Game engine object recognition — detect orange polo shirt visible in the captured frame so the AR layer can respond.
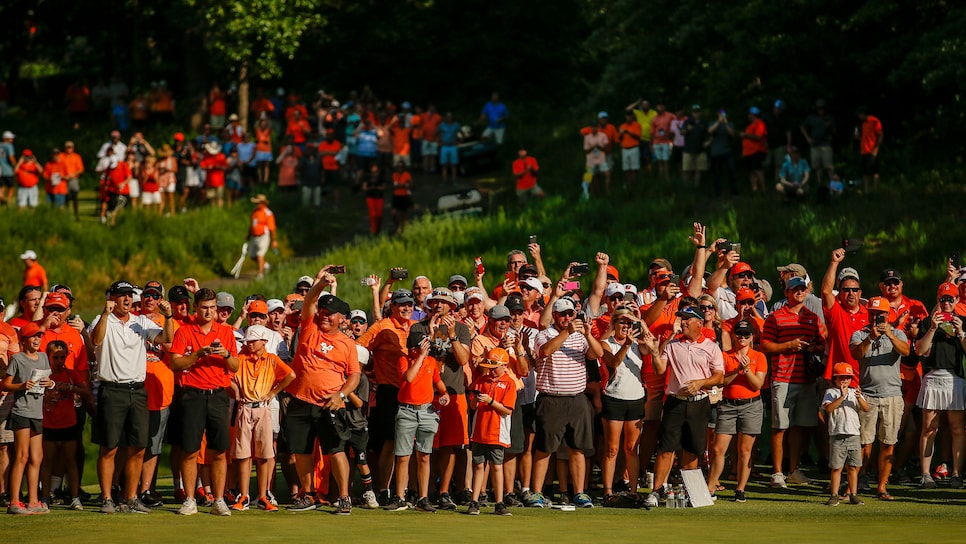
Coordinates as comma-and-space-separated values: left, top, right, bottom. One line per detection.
397, 354, 441, 405
170, 320, 239, 389
287, 319, 359, 404
356, 315, 412, 387
235, 349, 293, 402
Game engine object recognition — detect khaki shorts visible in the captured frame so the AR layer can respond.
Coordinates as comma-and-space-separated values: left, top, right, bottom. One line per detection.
682, 152, 708, 172
248, 232, 271, 258
205, 185, 225, 201
771, 381, 818, 430
810, 145, 833, 170
233, 403, 276, 459
858, 395, 903, 445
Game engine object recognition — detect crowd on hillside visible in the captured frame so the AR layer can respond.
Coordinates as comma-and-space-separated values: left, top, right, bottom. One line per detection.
3, 222, 965, 517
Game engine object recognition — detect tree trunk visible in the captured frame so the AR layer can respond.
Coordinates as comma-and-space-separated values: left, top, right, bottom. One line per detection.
238, 62, 250, 133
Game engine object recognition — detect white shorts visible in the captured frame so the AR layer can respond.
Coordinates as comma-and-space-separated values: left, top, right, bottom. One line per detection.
621, 147, 640, 171
249, 232, 271, 258
422, 140, 439, 156
128, 179, 140, 198
162, 182, 176, 193
917, 370, 966, 411
392, 153, 411, 167
141, 191, 162, 205
482, 127, 505, 144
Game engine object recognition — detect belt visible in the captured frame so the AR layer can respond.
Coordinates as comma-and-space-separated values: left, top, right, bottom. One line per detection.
399, 402, 432, 410
673, 392, 709, 402
722, 397, 760, 406
244, 401, 267, 408
101, 381, 145, 390
184, 386, 223, 396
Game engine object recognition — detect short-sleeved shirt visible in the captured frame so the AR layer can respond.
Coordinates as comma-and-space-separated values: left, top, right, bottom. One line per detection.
249, 205, 276, 237
44, 366, 82, 429
651, 112, 676, 145
619, 121, 642, 148
761, 305, 824, 384
860, 115, 882, 155
7, 352, 50, 419
533, 327, 590, 396
722, 348, 767, 399
512, 156, 539, 190
318, 140, 342, 171
917, 316, 966, 378
801, 113, 836, 147
200, 153, 227, 187
682, 118, 710, 153
632, 108, 658, 141
741, 119, 768, 157
40, 325, 88, 374
709, 121, 735, 157
850, 327, 905, 397
481, 102, 508, 128
91, 312, 162, 383
411, 320, 472, 395
397, 354, 440, 405
823, 301, 868, 382
822, 388, 860, 436
24, 262, 47, 288
356, 315, 411, 387
470, 372, 517, 447
438, 122, 461, 146
584, 132, 609, 166
780, 158, 810, 184
170, 321, 238, 389
661, 336, 724, 396
234, 349, 293, 402
287, 319, 360, 404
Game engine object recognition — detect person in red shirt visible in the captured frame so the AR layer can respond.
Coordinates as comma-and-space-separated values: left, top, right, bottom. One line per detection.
284, 110, 311, 151
208, 83, 227, 129
318, 130, 342, 207
58, 141, 85, 219
512, 145, 544, 205
41, 147, 68, 208
740, 107, 768, 193
420, 104, 442, 174
200, 142, 227, 207
650, 102, 677, 181
856, 108, 883, 193
170, 288, 240, 516
20, 250, 48, 292
821, 250, 868, 384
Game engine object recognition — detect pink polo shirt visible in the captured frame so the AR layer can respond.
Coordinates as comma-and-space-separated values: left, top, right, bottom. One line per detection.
661, 336, 724, 396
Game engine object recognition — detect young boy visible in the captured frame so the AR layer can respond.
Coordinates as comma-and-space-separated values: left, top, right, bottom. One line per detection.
41, 340, 91, 510
344, 350, 378, 508
230, 325, 295, 512
467, 348, 517, 516
384, 332, 450, 512
2, 322, 54, 515
822, 362, 870, 506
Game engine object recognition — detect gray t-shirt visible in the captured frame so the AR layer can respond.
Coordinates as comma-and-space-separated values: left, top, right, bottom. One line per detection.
6, 352, 51, 419
345, 372, 370, 432
850, 327, 906, 398
411, 320, 473, 395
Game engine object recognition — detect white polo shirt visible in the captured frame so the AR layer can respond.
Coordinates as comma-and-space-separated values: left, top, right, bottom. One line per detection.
90, 312, 162, 383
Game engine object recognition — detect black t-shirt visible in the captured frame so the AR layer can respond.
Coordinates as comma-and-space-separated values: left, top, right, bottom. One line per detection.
411, 319, 473, 395
762, 111, 791, 149
917, 316, 966, 378
801, 113, 836, 147
363, 174, 384, 199
300, 156, 323, 187
682, 118, 710, 153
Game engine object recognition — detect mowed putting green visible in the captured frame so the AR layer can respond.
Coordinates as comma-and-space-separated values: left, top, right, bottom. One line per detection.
5, 477, 966, 543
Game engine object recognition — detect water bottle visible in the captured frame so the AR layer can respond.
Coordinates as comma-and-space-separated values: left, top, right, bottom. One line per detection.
678, 487, 688, 508
665, 487, 675, 508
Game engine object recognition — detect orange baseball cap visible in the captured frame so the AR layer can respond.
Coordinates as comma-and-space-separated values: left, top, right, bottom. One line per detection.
248, 300, 269, 314
730, 262, 755, 276
606, 265, 620, 282
480, 347, 510, 368
284, 293, 304, 304
19, 322, 43, 339
832, 362, 854, 378
937, 282, 958, 300
44, 292, 71, 309
736, 287, 756, 302
867, 296, 890, 313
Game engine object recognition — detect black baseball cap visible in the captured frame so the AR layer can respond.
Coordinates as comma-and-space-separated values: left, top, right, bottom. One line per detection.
143, 280, 165, 297
880, 269, 902, 282
168, 285, 191, 303
317, 294, 350, 316
108, 281, 137, 297
734, 320, 754, 335
407, 331, 428, 350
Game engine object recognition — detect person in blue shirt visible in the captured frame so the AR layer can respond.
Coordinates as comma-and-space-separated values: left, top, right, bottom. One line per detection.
438, 113, 463, 182
354, 118, 381, 186
479, 92, 508, 144
776, 146, 811, 202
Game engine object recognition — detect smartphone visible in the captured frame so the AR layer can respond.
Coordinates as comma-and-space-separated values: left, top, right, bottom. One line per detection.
69, 314, 80, 321
842, 238, 864, 253
950, 253, 961, 268
571, 263, 590, 276
874, 314, 886, 325
529, 235, 537, 245
331, 265, 346, 274
475, 256, 484, 275
631, 321, 643, 334
623, 292, 636, 303
468, 388, 482, 396
732, 243, 741, 254
391, 268, 409, 280
669, 274, 681, 284
563, 281, 580, 291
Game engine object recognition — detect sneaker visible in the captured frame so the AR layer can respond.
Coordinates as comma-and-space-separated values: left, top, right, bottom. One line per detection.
100, 498, 116, 514
525, 491, 548, 508
921, 474, 938, 489
771, 472, 787, 488
288, 495, 317, 512
230, 495, 250, 511
952, 475, 964, 489
895, 468, 912, 484
210, 498, 231, 516
177, 498, 198, 516
415, 496, 436, 513
857, 473, 870, 491
466, 500, 480, 515
7, 501, 29, 515
0, 492, 9, 507
786, 469, 812, 485
201, 493, 215, 508
383, 495, 409, 511
124, 497, 152, 514
734, 490, 747, 503
645, 492, 660, 508
27, 501, 49, 515
334, 496, 352, 516
256, 496, 278, 512
436, 492, 456, 510
455, 488, 473, 506
266, 490, 278, 506
502, 492, 523, 508
849, 494, 864, 506
70, 497, 84, 510
556, 492, 571, 506
494, 502, 512, 516
139, 490, 163, 508
520, 490, 532, 504
362, 490, 379, 509
826, 495, 840, 506
377, 490, 391, 507
934, 462, 950, 480
573, 492, 594, 508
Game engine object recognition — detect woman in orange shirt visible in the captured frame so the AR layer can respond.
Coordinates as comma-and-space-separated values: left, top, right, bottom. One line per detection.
275, 136, 300, 189
390, 161, 413, 235
254, 118, 274, 185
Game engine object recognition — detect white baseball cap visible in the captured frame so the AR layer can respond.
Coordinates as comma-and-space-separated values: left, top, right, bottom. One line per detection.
2, 131, 14, 140
244, 324, 272, 343
604, 283, 626, 298
19, 250, 37, 261
266, 298, 285, 313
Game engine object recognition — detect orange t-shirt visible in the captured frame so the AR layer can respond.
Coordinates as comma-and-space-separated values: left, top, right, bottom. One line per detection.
58, 151, 84, 179
619, 121, 642, 148
392, 125, 411, 156
209, 90, 227, 116
318, 140, 342, 171
43, 367, 82, 429
397, 354, 441, 405
287, 319, 360, 405
235, 349, 293, 402
251, 97, 274, 118
250, 205, 276, 237
39, 325, 88, 374
286, 118, 311, 144
200, 153, 227, 187
742, 119, 768, 156
860, 115, 882, 155
409, 114, 423, 140
285, 104, 308, 122
255, 127, 273, 153
470, 372, 517, 447
16, 160, 41, 188
170, 321, 239, 389
23, 262, 47, 289
722, 348, 767, 400
145, 313, 176, 411
356, 316, 412, 387
44, 160, 69, 195
422, 113, 442, 141
392, 171, 412, 196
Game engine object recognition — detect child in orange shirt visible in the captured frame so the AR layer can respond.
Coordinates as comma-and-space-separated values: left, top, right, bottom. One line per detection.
466, 348, 517, 516
385, 332, 449, 512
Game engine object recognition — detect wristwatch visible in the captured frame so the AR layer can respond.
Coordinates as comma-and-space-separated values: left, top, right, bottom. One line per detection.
339, 392, 348, 403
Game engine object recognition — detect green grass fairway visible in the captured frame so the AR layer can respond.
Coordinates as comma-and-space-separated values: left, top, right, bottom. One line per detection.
6, 477, 966, 543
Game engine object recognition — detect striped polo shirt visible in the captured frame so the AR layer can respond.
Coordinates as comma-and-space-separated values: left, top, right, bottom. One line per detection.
533, 326, 589, 396
762, 305, 823, 384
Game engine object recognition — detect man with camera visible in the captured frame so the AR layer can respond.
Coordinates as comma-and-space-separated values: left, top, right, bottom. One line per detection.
849, 296, 908, 500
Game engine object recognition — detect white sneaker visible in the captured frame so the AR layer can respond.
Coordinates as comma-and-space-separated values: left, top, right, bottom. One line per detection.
70, 497, 84, 511
210, 498, 231, 516
786, 469, 812, 485
362, 490, 379, 509
771, 472, 787, 488
644, 492, 659, 508
177, 498, 198, 515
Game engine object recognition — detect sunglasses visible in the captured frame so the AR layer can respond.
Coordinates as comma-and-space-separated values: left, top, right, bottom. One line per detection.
609, 294, 624, 300
296, 287, 310, 293
939, 296, 955, 304
45, 305, 68, 312
519, 284, 535, 291
249, 312, 268, 319
735, 333, 753, 339
734, 272, 754, 279
699, 305, 715, 312
738, 299, 755, 306
350, 318, 367, 324
143, 292, 162, 300
840, 287, 861, 293
558, 310, 576, 317
542, 283, 552, 288
883, 279, 901, 287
